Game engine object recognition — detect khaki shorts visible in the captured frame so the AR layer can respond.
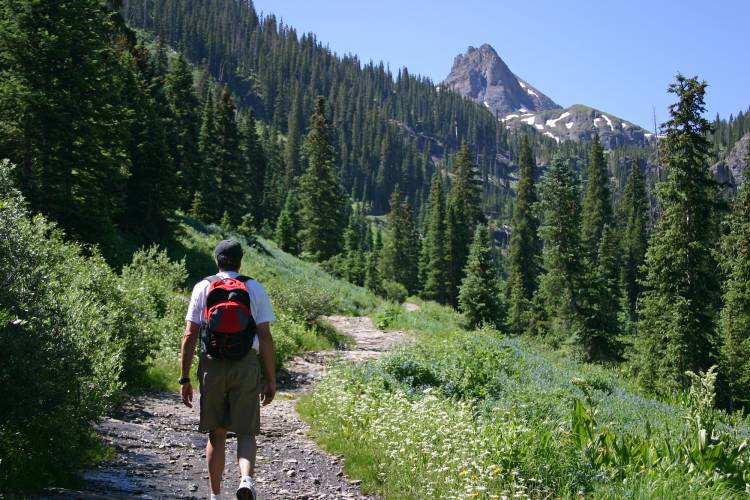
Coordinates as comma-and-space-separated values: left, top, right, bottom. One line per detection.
197, 352, 261, 436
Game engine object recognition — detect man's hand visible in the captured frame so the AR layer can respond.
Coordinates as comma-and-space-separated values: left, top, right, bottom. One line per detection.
261, 381, 276, 406
180, 382, 194, 408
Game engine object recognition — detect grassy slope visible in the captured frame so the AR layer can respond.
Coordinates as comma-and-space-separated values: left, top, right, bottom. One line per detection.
143, 217, 379, 392
298, 298, 750, 499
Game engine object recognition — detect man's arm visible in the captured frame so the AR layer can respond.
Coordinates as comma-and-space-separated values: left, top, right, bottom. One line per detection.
179, 321, 200, 407
257, 322, 276, 405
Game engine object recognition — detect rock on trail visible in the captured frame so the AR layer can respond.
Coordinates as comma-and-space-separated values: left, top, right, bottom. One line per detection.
39, 316, 406, 500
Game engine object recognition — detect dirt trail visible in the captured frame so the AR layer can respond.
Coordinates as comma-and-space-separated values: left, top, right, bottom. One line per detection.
40, 315, 406, 500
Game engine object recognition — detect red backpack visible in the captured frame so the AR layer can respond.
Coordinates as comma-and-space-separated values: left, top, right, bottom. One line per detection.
200, 275, 256, 359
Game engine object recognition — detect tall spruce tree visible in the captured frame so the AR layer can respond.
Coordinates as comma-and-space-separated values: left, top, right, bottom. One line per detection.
275, 191, 301, 255
365, 229, 383, 295
580, 134, 612, 260
446, 143, 484, 301
0, 0, 129, 246
506, 137, 541, 333
198, 90, 220, 220
718, 142, 750, 410
164, 52, 201, 207
636, 75, 721, 392
213, 86, 244, 223
239, 111, 266, 221
284, 88, 303, 188
459, 225, 505, 328
419, 173, 451, 303
298, 97, 346, 261
620, 160, 649, 322
380, 188, 421, 294
342, 207, 367, 286
536, 156, 584, 340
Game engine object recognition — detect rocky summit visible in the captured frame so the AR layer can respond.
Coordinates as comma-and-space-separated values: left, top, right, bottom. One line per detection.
442, 44, 560, 116
713, 132, 749, 192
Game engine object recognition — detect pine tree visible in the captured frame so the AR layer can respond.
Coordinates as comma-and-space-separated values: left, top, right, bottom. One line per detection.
419, 173, 451, 303
165, 52, 201, 207
380, 188, 421, 294
284, 88, 303, 188
446, 143, 484, 301
198, 91, 220, 220
239, 111, 266, 221
536, 156, 584, 340
342, 208, 367, 286
275, 191, 302, 255
580, 134, 612, 260
213, 86, 244, 223
459, 225, 504, 329
637, 75, 721, 392
718, 141, 750, 410
298, 97, 346, 261
0, 0, 129, 247
505, 137, 541, 333
620, 161, 649, 322
365, 229, 383, 295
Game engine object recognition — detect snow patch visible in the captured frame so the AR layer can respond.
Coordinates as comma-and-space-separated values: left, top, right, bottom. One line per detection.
622, 122, 630, 129
534, 123, 544, 130
644, 132, 654, 138
544, 131, 560, 143
545, 111, 571, 128
601, 114, 615, 131
565, 121, 575, 130
527, 88, 539, 98
502, 114, 519, 121
521, 115, 537, 126
517, 107, 529, 113
483, 100, 490, 109
593, 117, 603, 127
518, 80, 527, 89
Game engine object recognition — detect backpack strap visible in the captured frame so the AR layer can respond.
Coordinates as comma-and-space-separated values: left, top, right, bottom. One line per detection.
204, 275, 220, 283
236, 275, 253, 283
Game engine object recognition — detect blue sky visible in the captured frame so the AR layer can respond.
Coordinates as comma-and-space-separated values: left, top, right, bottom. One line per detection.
252, 0, 748, 130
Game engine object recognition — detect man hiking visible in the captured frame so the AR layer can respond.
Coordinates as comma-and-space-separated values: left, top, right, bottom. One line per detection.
180, 239, 276, 500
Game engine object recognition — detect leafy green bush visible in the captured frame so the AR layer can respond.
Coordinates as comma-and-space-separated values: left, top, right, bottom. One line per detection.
380, 279, 407, 303
0, 188, 123, 490
267, 277, 335, 324
118, 246, 188, 385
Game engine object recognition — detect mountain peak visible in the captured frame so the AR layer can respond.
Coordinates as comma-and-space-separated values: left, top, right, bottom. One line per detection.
443, 44, 560, 115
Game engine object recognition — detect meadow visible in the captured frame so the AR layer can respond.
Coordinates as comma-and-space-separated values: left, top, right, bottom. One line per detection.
299, 300, 750, 498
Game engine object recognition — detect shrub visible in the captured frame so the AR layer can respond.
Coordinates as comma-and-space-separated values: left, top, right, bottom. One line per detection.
380, 279, 407, 304
267, 277, 335, 324
0, 189, 123, 490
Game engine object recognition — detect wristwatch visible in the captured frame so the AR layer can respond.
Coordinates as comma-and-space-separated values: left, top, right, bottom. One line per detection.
178, 376, 191, 385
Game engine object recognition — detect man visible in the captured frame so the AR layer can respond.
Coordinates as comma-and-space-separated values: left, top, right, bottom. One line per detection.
180, 239, 276, 500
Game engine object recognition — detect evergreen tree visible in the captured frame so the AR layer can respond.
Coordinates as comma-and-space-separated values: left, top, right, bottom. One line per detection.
0, 0, 129, 247
164, 52, 201, 207
239, 111, 266, 221
275, 191, 302, 255
298, 97, 346, 261
380, 188, 421, 294
419, 173, 451, 303
342, 208, 367, 286
505, 137, 541, 333
365, 229, 383, 295
580, 134, 612, 260
198, 91, 220, 220
446, 143, 484, 301
213, 86, 244, 223
284, 88, 303, 188
591, 223, 623, 358
718, 142, 750, 410
620, 161, 649, 322
536, 156, 584, 341
636, 75, 721, 392
459, 225, 505, 329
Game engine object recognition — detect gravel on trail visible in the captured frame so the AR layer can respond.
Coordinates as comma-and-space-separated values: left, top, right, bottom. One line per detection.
38, 315, 407, 500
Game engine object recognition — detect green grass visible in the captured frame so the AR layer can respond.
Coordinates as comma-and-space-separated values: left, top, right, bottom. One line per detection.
300, 298, 750, 499
139, 217, 379, 391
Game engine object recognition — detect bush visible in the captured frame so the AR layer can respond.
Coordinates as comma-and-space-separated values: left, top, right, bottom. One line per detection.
267, 277, 336, 324
380, 279, 407, 303
0, 191, 123, 490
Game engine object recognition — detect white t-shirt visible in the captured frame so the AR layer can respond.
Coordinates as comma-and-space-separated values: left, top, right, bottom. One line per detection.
186, 271, 276, 353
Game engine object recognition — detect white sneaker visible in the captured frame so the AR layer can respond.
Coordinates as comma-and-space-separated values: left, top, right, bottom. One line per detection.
236, 475, 257, 500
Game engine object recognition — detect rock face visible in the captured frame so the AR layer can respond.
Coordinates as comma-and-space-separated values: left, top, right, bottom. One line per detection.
442, 44, 560, 115
713, 133, 749, 191
501, 104, 655, 149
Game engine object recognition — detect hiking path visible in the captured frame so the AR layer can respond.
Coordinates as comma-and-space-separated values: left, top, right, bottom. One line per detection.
39, 315, 408, 500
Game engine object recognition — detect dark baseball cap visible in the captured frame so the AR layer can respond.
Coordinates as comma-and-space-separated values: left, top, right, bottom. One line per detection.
214, 239, 243, 261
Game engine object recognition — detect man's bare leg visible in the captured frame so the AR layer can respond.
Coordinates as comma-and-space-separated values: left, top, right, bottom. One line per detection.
237, 434, 256, 476
207, 428, 228, 495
